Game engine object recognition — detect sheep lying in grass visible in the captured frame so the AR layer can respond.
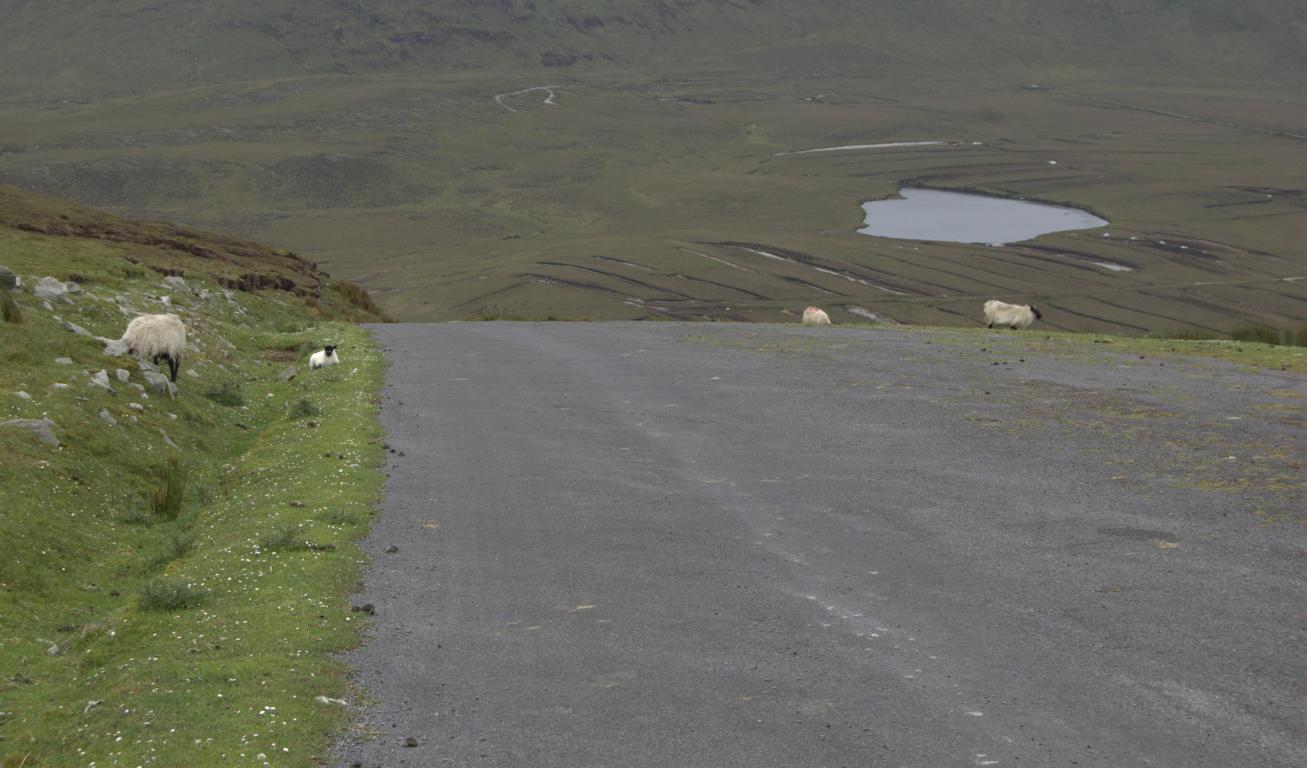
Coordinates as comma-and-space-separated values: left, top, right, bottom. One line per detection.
802, 306, 832, 326
984, 300, 1042, 330
122, 313, 186, 382
309, 345, 339, 370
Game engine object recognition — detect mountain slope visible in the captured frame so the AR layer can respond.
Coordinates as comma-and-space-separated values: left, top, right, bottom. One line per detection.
1, 0, 1304, 98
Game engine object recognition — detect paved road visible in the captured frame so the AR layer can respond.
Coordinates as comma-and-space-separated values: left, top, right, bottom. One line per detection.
337, 322, 1306, 768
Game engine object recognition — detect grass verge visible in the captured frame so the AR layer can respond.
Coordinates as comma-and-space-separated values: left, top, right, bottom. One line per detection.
0, 199, 387, 766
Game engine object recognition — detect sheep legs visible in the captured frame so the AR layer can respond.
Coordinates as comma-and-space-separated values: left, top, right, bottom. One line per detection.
153, 353, 180, 383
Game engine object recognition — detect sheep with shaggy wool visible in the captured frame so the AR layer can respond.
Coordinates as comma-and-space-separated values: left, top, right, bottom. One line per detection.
309, 345, 339, 370
802, 306, 832, 326
983, 300, 1042, 330
122, 313, 187, 382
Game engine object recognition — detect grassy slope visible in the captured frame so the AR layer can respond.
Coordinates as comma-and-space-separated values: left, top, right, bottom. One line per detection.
1, 1, 1304, 99
0, 189, 386, 767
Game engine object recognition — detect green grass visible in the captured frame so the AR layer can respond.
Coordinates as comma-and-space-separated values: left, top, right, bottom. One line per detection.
0, 290, 21, 324
202, 380, 245, 407
149, 458, 189, 521
0, 196, 388, 767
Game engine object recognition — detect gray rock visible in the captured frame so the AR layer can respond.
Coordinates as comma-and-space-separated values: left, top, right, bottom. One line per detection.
63, 320, 91, 336
102, 339, 130, 357
41, 300, 52, 311
114, 369, 131, 382
33, 277, 70, 303
99, 409, 118, 426
51, 383, 70, 391
128, 402, 144, 411
160, 296, 172, 307
64, 281, 83, 295
162, 276, 189, 292
1, 418, 59, 447
13, 391, 31, 401
158, 429, 179, 450
142, 370, 176, 399
0, 265, 16, 289
128, 383, 145, 393
89, 370, 113, 392
185, 369, 200, 379
129, 415, 138, 425
278, 365, 299, 383
54, 357, 74, 365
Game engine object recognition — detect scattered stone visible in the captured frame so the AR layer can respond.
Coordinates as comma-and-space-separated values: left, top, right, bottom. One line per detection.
167, 412, 177, 420
99, 409, 118, 426
141, 370, 176, 399
1, 418, 59, 447
315, 695, 349, 706
162, 275, 189, 292
14, 391, 31, 401
158, 429, 179, 450
83, 699, 103, 716
64, 281, 83, 295
0, 265, 16, 289
63, 320, 91, 336
33, 277, 71, 303
306, 420, 318, 428
185, 369, 200, 379
278, 365, 299, 383
89, 370, 113, 392
222, 464, 237, 473
102, 338, 130, 357
46, 643, 62, 657
128, 383, 145, 392
289, 500, 305, 508
54, 357, 73, 365
385, 545, 400, 554
129, 415, 138, 424
404, 736, 418, 748
350, 603, 375, 615
51, 383, 70, 391
113, 368, 130, 382
160, 295, 171, 307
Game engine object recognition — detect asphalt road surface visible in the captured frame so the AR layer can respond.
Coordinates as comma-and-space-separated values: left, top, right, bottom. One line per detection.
337, 322, 1306, 768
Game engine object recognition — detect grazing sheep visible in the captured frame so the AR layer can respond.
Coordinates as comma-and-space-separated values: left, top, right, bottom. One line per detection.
122, 313, 186, 382
309, 345, 339, 370
983, 300, 1042, 330
802, 306, 832, 326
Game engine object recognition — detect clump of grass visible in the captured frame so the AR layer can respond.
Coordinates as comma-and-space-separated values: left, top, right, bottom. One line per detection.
290, 398, 322, 419
138, 577, 207, 611
116, 508, 154, 526
150, 459, 188, 521
333, 280, 389, 320
203, 380, 244, 407
1231, 323, 1280, 346
1149, 328, 1220, 341
262, 522, 310, 552
150, 531, 196, 569
1, 290, 22, 324
1285, 325, 1307, 348
315, 509, 359, 526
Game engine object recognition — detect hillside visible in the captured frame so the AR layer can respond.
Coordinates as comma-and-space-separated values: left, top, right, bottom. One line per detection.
0, 186, 386, 766
1, 1, 1305, 99
0, 2, 1304, 330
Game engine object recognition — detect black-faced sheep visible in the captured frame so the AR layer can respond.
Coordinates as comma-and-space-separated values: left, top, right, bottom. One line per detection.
983, 300, 1042, 330
309, 345, 339, 370
122, 313, 186, 382
802, 306, 832, 326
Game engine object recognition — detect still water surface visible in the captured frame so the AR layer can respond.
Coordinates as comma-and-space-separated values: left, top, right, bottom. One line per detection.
859, 188, 1108, 245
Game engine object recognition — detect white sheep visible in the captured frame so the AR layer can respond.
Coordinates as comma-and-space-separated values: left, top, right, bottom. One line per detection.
121, 313, 186, 382
802, 306, 832, 326
309, 345, 339, 370
983, 300, 1042, 330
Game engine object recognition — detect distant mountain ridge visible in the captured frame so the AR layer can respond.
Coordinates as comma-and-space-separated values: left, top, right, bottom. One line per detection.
1, 0, 1304, 98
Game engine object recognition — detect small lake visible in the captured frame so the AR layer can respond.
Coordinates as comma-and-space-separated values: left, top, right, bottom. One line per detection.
858, 187, 1108, 246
